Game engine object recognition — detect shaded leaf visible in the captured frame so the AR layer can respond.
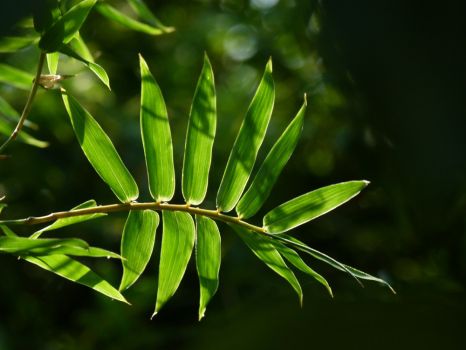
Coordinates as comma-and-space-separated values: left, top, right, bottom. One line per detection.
47, 52, 59, 74
1, 225, 19, 237
0, 35, 39, 53
182, 54, 216, 205
264, 181, 369, 234
139, 55, 175, 202
0, 116, 49, 148
237, 96, 306, 219
195, 215, 221, 321
154, 211, 195, 316
33, 0, 61, 33
61, 91, 139, 203
216, 59, 275, 212
120, 210, 159, 291
0, 63, 34, 90
127, 0, 175, 33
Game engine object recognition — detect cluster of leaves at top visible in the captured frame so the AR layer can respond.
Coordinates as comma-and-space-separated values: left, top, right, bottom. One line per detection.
0, 0, 393, 320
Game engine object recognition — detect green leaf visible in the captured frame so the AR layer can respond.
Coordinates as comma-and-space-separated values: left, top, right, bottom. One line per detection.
39, 0, 97, 52
0, 225, 16, 237
69, 32, 94, 62
30, 199, 106, 239
139, 55, 175, 202
96, 2, 165, 35
195, 215, 221, 321
237, 96, 306, 219
0, 205, 6, 216
127, 0, 175, 33
232, 225, 302, 305
33, 0, 61, 33
0, 236, 88, 255
216, 59, 275, 212
47, 52, 59, 74
154, 211, 195, 316
0, 63, 34, 90
264, 180, 369, 234
0, 35, 39, 53
182, 54, 216, 205
0, 96, 19, 119
61, 91, 139, 203
120, 210, 159, 291
24, 254, 129, 303
0, 116, 49, 148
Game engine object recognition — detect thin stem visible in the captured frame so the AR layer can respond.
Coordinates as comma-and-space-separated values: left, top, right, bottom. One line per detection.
0, 202, 267, 235
0, 51, 46, 154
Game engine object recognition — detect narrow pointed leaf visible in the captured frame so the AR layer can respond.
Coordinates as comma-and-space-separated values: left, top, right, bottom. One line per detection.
0, 205, 7, 217
96, 2, 165, 35
69, 32, 94, 62
139, 55, 175, 202
24, 254, 129, 303
0, 225, 16, 237
0, 63, 34, 90
61, 91, 139, 203
127, 0, 175, 33
47, 52, 59, 74
195, 215, 221, 321
264, 180, 369, 234
0, 118, 49, 148
0, 236, 88, 255
0, 35, 39, 53
154, 211, 195, 316
0, 96, 37, 130
232, 225, 302, 305
120, 210, 159, 291
182, 55, 216, 205
217, 59, 275, 212
237, 96, 306, 219
39, 0, 97, 52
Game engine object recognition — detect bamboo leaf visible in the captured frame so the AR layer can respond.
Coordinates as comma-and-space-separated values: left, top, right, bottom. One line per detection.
0, 225, 16, 237
232, 225, 303, 305
61, 91, 139, 203
39, 0, 97, 52
0, 35, 39, 53
154, 211, 195, 316
195, 215, 221, 321
47, 52, 59, 74
182, 54, 217, 205
0, 63, 34, 90
120, 210, 159, 291
69, 32, 94, 63
264, 180, 369, 234
139, 55, 175, 202
127, 0, 175, 33
216, 59, 275, 212
237, 96, 306, 219
0, 117, 49, 148
0, 236, 88, 255
33, 0, 61, 33
24, 254, 129, 303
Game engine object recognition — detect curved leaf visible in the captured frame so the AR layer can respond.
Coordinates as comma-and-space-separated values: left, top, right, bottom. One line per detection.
0, 63, 34, 90
216, 59, 275, 212
264, 180, 369, 234
154, 211, 195, 316
237, 96, 306, 219
195, 215, 221, 321
182, 54, 217, 205
61, 91, 139, 203
120, 210, 159, 291
127, 0, 175, 33
139, 55, 175, 202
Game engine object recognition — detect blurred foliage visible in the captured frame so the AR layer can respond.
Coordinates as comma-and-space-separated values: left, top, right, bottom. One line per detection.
0, 0, 465, 349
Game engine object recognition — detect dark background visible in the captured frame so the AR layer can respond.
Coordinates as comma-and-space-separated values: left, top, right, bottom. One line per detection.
1, 0, 465, 349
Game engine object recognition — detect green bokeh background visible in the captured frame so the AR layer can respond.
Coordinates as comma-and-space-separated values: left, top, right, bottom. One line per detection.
1, 0, 465, 348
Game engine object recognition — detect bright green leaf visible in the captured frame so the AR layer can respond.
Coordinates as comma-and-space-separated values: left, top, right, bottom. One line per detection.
0, 225, 16, 237
195, 215, 221, 321
264, 180, 369, 234
0, 236, 88, 255
237, 96, 306, 219
182, 54, 216, 205
120, 210, 159, 291
61, 91, 139, 203
139, 55, 175, 202
154, 211, 195, 316
47, 52, 59, 74
216, 59, 275, 212
69, 32, 94, 62
127, 0, 175, 33
0, 35, 39, 53
0, 63, 34, 90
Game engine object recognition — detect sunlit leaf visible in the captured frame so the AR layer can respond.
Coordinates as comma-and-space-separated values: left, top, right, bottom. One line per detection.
120, 210, 159, 291
47, 52, 59, 74
216, 59, 275, 212
127, 0, 175, 33
264, 181, 369, 234
237, 96, 306, 219
0, 35, 39, 53
232, 225, 302, 305
195, 215, 221, 321
0, 63, 34, 90
0, 225, 16, 237
24, 254, 129, 303
0, 236, 88, 254
182, 54, 216, 205
61, 91, 139, 203
154, 211, 195, 316
69, 32, 94, 62
139, 55, 175, 202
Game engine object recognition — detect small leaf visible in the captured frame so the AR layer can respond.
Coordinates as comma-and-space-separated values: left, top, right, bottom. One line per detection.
0, 236, 88, 255
61, 91, 139, 203
96, 2, 165, 35
154, 211, 195, 316
24, 254, 129, 303
0, 63, 34, 90
39, 0, 97, 52
30, 199, 106, 239
127, 0, 175, 33
33, 0, 61, 33
232, 225, 303, 305
237, 96, 306, 219
0, 205, 7, 216
0, 225, 16, 237
0, 35, 39, 53
139, 55, 175, 202
216, 59, 275, 212
47, 52, 59, 74
182, 54, 217, 205
69, 32, 94, 62
264, 181, 369, 234
120, 210, 159, 291
195, 215, 221, 321
0, 117, 49, 148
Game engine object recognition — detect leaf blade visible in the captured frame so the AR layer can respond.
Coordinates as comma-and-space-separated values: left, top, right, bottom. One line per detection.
127, 0, 175, 33
0, 63, 34, 90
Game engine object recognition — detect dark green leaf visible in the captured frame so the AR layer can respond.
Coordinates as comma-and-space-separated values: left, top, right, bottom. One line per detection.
0, 116, 49, 148
0, 63, 34, 90
127, 0, 175, 33
33, 0, 61, 33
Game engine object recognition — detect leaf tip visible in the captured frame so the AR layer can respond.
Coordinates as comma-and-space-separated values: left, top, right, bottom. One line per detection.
198, 309, 206, 321
150, 311, 158, 320
303, 93, 307, 106
362, 180, 371, 187
266, 57, 273, 72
